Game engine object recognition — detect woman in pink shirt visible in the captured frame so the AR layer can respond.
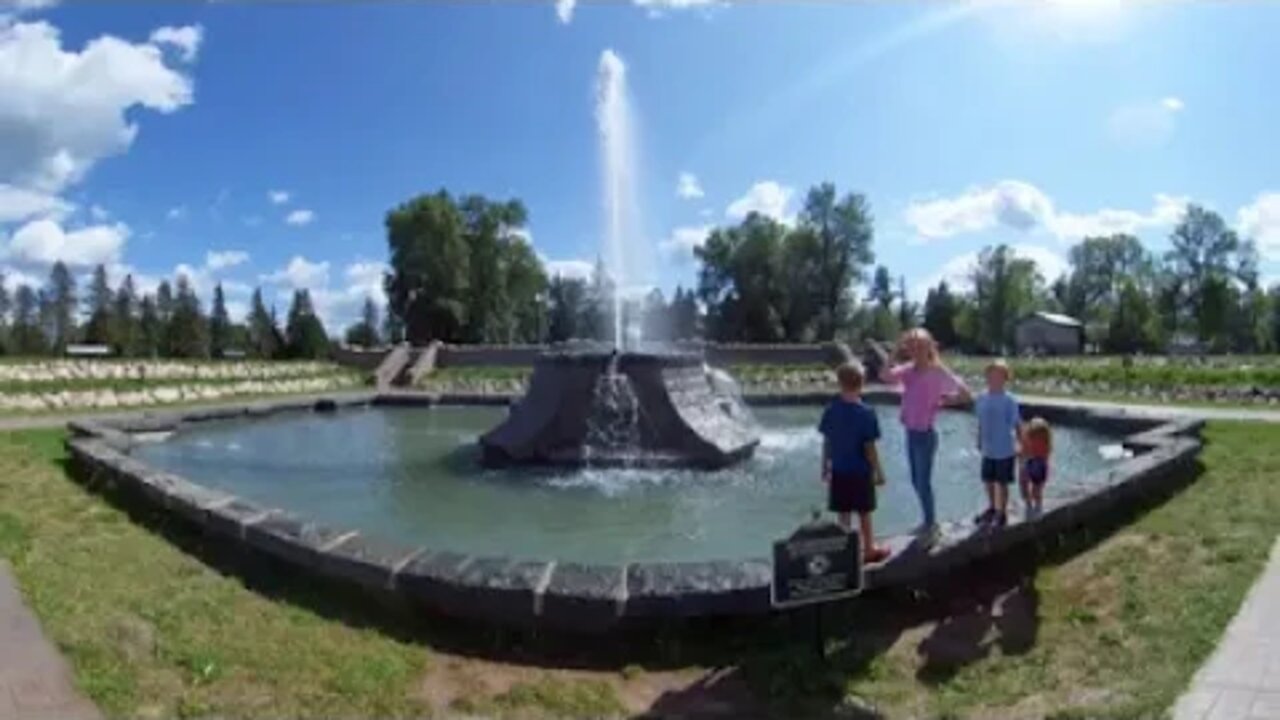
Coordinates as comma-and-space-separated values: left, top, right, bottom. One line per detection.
873, 328, 971, 545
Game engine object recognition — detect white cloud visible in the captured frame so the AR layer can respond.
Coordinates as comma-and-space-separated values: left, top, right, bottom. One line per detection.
676, 172, 704, 200
544, 258, 594, 281
148, 25, 202, 63
88, 203, 108, 221
205, 249, 249, 271
0, 19, 196, 193
0, 264, 44, 293
903, 179, 1189, 244
1238, 192, 1280, 260
166, 205, 185, 220
4, 217, 127, 266
262, 255, 330, 289
912, 243, 1067, 300
285, 208, 314, 226
268, 189, 290, 205
555, 0, 576, 23
1107, 97, 1183, 150
726, 180, 793, 223
0, 184, 70, 222
632, 0, 721, 17
658, 224, 712, 261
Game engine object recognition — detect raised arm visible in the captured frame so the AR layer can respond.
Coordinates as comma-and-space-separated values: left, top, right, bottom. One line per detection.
941, 365, 972, 407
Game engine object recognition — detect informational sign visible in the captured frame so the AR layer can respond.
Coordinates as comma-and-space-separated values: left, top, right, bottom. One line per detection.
771, 519, 863, 609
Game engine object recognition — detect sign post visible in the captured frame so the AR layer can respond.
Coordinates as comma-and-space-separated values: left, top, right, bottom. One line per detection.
771, 512, 864, 659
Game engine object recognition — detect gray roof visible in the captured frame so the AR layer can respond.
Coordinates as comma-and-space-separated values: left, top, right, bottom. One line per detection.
1025, 311, 1083, 328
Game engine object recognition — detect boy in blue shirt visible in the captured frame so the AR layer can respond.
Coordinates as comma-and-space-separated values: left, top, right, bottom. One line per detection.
819, 361, 891, 564
974, 359, 1020, 528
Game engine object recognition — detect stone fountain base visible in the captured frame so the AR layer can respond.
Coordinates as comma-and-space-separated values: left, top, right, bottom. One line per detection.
478, 350, 760, 469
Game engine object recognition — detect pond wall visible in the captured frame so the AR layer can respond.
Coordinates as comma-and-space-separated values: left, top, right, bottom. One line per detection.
64, 391, 1202, 633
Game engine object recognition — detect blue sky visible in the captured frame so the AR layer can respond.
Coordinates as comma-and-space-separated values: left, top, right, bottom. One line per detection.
1, 0, 1278, 329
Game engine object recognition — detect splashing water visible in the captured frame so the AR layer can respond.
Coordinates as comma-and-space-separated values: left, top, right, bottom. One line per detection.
595, 49, 642, 350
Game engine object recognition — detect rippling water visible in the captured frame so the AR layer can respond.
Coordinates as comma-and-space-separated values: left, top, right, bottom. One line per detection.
134, 404, 1117, 563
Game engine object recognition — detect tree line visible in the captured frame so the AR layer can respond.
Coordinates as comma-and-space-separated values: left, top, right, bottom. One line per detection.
378, 185, 1280, 354
0, 260, 384, 359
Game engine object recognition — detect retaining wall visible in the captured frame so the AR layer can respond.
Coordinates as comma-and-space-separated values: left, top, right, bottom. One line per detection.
64, 392, 1202, 634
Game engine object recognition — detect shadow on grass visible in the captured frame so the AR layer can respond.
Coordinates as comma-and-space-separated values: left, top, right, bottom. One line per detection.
49, 440, 1207, 719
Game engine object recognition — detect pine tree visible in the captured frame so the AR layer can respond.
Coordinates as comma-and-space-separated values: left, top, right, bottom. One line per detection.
343, 297, 381, 348
45, 262, 77, 352
247, 288, 280, 359
167, 275, 208, 358
11, 285, 45, 355
285, 289, 330, 359
0, 271, 10, 354
209, 282, 231, 358
138, 295, 161, 358
82, 264, 114, 346
112, 275, 138, 356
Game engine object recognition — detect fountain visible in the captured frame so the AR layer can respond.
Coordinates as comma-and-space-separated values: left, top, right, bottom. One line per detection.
479, 50, 761, 469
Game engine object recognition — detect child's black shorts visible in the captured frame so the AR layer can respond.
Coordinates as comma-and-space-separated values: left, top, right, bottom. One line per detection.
981, 456, 1016, 484
829, 472, 875, 514
1025, 457, 1048, 484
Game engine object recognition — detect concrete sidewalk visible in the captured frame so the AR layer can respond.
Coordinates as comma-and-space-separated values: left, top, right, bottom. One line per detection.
0, 562, 100, 720
1173, 539, 1280, 719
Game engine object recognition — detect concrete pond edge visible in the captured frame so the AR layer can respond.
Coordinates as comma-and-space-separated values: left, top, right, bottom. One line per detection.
63, 390, 1204, 633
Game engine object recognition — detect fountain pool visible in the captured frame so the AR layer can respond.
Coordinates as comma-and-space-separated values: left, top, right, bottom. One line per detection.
133, 402, 1118, 565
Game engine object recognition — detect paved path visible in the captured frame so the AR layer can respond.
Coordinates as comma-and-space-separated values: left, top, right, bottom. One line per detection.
1173, 539, 1280, 720
0, 562, 100, 720
1017, 393, 1280, 423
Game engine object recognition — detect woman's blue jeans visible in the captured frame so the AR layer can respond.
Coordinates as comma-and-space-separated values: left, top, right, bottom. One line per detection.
906, 428, 938, 527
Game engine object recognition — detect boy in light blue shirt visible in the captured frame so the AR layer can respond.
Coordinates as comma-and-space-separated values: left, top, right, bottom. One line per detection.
974, 359, 1020, 528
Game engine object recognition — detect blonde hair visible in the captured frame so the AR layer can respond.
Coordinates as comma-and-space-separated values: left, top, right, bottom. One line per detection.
1025, 417, 1052, 451
986, 358, 1012, 380
836, 361, 865, 392
902, 328, 940, 366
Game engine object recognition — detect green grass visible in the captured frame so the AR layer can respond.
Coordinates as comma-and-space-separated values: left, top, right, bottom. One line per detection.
0, 422, 1276, 717
0, 430, 429, 718
724, 421, 1280, 717
948, 355, 1280, 389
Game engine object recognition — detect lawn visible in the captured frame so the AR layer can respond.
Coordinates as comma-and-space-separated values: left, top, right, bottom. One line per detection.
0, 422, 1276, 718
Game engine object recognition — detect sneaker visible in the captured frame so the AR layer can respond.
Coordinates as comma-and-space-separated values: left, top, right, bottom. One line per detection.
973, 508, 996, 526
916, 523, 941, 548
863, 546, 892, 564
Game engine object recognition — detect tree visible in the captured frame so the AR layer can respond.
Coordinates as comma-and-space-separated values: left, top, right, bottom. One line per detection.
1233, 286, 1272, 354
112, 275, 138, 357
156, 280, 174, 322
1165, 205, 1242, 342
865, 265, 899, 341
670, 286, 699, 340
1106, 278, 1160, 353
971, 245, 1044, 353
695, 213, 787, 342
775, 227, 821, 341
0, 272, 10, 353
897, 276, 917, 331
384, 191, 470, 343
167, 274, 208, 358
1064, 235, 1152, 317
247, 288, 282, 359
583, 257, 617, 343
797, 183, 875, 339
1270, 285, 1280, 353
285, 289, 330, 359
209, 282, 232, 357
501, 230, 548, 343
10, 285, 45, 355
137, 295, 161, 358
82, 264, 114, 346
547, 275, 587, 342
45, 261, 76, 353
923, 281, 960, 349
344, 297, 381, 348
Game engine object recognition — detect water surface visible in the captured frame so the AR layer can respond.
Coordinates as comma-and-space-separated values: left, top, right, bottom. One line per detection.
134, 405, 1117, 563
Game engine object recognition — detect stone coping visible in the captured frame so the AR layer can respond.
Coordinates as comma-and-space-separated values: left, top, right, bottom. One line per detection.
64, 391, 1203, 633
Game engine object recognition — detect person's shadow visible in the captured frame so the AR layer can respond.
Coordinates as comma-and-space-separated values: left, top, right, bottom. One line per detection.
915, 571, 1040, 685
